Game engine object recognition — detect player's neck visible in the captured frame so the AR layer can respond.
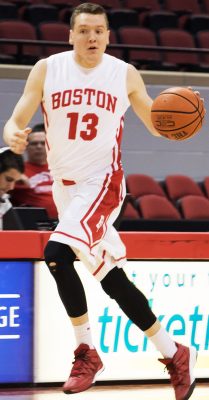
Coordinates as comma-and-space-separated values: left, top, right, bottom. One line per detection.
73, 53, 103, 69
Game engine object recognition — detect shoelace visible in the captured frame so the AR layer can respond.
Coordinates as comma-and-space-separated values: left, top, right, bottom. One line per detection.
165, 361, 188, 386
71, 350, 96, 377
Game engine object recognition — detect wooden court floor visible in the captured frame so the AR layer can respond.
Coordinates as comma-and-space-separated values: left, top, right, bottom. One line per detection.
0, 383, 208, 400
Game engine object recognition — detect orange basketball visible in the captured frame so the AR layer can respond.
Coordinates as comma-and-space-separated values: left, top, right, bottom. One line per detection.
151, 87, 205, 141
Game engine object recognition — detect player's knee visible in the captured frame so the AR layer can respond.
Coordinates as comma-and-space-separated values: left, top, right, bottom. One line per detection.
101, 267, 128, 299
44, 241, 76, 274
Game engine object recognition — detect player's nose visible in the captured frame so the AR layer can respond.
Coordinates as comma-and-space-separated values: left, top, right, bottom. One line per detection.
89, 31, 96, 42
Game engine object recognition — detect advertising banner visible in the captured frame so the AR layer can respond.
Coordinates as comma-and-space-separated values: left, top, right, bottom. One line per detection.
34, 260, 209, 382
0, 261, 34, 382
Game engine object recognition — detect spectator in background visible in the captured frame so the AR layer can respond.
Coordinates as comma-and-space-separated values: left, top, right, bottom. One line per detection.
11, 123, 58, 220
0, 147, 24, 229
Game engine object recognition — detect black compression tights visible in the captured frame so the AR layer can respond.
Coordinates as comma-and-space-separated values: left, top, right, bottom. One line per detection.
44, 241, 88, 318
44, 241, 156, 330
101, 267, 157, 331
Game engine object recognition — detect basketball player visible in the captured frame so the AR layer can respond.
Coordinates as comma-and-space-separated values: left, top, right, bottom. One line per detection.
3, 3, 200, 399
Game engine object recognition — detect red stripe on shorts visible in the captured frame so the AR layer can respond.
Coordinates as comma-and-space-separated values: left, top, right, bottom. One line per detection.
54, 231, 89, 248
81, 170, 123, 247
93, 261, 105, 276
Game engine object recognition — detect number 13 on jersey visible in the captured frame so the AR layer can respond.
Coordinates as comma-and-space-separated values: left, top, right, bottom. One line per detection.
67, 112, 98, 141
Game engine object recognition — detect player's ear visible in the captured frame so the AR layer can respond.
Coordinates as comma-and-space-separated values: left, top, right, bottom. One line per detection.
69, 30, 73, 45
107, 30, 110, 45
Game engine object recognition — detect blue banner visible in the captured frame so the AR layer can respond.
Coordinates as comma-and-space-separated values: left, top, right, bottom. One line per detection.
0, 261, 33, 382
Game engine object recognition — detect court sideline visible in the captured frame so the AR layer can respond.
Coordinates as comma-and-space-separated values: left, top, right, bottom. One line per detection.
0, 383, 208, 400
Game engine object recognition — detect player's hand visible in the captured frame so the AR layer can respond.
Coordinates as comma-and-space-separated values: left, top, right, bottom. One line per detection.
187, 87, 206, 111
10, 127, 32, 154
188, 86, 206, 123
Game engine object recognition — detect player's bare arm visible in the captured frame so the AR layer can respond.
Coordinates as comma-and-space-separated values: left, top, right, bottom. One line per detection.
3, 59, 47, 154
127, 64, 161, 137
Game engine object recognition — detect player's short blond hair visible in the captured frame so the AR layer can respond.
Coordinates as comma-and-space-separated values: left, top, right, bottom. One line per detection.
70, 2, 109, 29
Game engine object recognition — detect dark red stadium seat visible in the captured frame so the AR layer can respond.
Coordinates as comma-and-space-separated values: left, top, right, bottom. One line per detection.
203, 0, 209, 13
184, 14, 209, 34
144, 11, 178, 31
59, 7, 72, 24
122, 202, 140, 219
108, 9, 138, 30
179, 195, 209, 219
45, 0, 79, 7
164, 0, 201, 16
0, 20, 40, 64
106, 29, 123, 59
124, 0, 161, 12
157, 28, 199, 71
138, 194, 181, 219
90, 0, 121, 9
0, 2, 18, 20
165, 175, 204, 201
38, 22, 70, 56
126, 174, 166, 199
203, 176, 209, 198
196, 31, 209, 66
118, 27, 161, 69
22, 4, 58, 25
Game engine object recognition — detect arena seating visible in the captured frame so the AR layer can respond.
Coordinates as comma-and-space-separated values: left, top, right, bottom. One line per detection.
196, 30, 209, 66
0, 0, 209, 70
118, 27, 161, 68
164, 174, 204, 201
179, 195, 209, 219
0, 2, 18, 21
118, 174, 209, 232
126, 173, 166, 199
157, 28, 200, 71
138, 194, 181, 220
38, 22, 70, 56
0, 20, 40, 64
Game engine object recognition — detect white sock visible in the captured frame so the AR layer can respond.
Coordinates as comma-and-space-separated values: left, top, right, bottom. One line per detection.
149, 327, 177, 358
73, 321, 94, 349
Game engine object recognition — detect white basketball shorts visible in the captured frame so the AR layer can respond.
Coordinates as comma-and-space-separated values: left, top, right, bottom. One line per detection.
49, 169, 127, 281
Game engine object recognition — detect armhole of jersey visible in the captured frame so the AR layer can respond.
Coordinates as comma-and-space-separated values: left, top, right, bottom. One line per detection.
124, 63, 131, 110
42, 56, 50, 104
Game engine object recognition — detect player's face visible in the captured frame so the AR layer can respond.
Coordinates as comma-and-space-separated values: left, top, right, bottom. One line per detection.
69, 13, 110, 68
0, 168, 21, 197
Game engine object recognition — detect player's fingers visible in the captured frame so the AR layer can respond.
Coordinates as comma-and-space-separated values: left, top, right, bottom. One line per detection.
24, 127, 32, 135
187, 86, 201, 97
15, 127, 32, 138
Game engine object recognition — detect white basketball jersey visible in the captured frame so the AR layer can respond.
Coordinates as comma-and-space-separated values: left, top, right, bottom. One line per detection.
42, 51, 130, 181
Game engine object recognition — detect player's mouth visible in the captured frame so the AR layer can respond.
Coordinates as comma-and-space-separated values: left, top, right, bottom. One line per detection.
88, 46, 98, 51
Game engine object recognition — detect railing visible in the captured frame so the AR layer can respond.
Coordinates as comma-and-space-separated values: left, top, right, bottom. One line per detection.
1, 38, 209, 56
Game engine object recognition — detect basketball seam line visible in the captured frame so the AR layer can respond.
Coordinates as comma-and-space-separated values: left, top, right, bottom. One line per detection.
158, 92, 199, 111
151, 110, 198, 114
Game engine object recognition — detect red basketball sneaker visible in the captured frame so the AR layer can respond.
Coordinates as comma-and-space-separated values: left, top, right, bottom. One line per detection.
159, 343, 197, 400
63, 344, 104, 394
